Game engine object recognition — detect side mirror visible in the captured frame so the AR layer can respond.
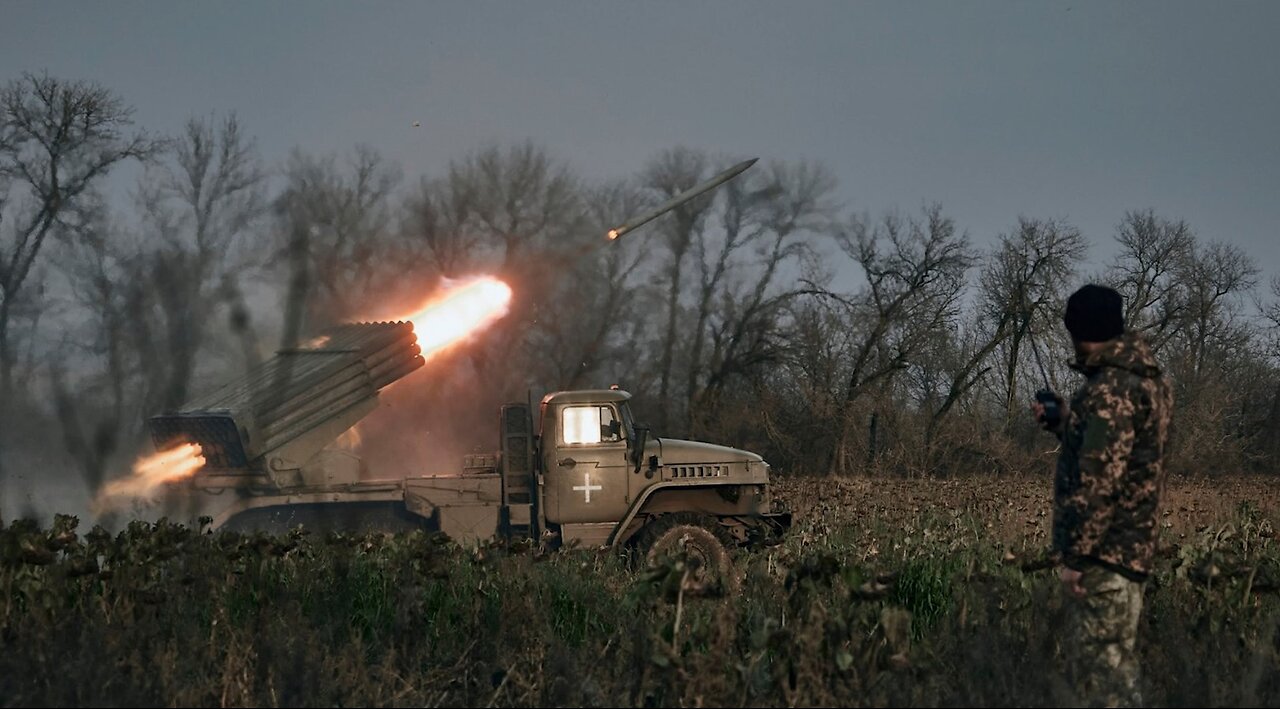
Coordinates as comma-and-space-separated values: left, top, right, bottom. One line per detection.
631, 425, 650, 474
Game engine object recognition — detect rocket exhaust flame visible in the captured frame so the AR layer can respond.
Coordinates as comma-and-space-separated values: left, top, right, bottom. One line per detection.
95, 443, 207, 510
398, 276, 513, 359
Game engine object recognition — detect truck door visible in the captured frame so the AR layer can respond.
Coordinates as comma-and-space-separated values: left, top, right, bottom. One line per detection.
546, 403, 630, 524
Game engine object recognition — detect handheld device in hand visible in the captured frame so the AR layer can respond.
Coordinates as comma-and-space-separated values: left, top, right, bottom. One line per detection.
1035, 388, 1062, 429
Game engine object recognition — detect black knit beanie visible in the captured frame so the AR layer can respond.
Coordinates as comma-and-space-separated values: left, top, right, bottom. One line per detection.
1063, 284, 1125, 343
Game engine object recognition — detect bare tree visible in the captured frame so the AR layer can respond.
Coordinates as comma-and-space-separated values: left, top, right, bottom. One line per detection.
921, 309, 1000, 444
683, 166, 765, 423
764, 297, 851, 470
0, 73, 154, 402
443, 141, 584, 276
403, 174, 478, 279
899, 219, 1085, 446
529, 180, 650, 389
34, 115, 262, 501
125, 114, 265, 413
690, 161, 835, 431
809, 204, 973, 473
48, 200, 131, 494
1263, 276, 1280, 359
1174, 239, 1259, 380
641, 147, 717, 432
1107, 209, 1195, 351
273, 146, 403, 328
978, 217, 1086, 422
1261, 277, 1280, 464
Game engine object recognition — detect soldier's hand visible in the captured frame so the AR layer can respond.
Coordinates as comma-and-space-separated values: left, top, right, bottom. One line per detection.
1030, 401, 1047, 424
1030, 394, 1065, 431
1059, 566, 1086, 598
1030, 401, 1056, 429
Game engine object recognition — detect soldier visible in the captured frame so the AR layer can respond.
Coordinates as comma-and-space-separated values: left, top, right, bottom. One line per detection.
1032, 284, 1173, 708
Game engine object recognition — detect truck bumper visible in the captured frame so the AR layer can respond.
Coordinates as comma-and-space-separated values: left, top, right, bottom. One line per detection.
747, 510, 791, 547
762, 511, 792, 529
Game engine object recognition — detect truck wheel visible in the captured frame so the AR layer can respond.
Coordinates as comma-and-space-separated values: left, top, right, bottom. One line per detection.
637, 513, 732, 594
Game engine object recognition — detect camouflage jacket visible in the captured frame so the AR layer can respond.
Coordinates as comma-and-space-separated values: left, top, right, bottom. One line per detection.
1052, 332, 1173, 580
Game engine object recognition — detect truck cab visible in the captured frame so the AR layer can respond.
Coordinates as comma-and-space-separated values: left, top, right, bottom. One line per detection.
532, 389, 787, 550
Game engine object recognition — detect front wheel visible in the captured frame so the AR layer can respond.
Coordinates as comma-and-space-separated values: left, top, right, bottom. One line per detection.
636, 513, 732, 594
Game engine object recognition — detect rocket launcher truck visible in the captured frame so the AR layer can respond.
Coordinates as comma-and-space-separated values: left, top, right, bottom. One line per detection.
148, 319, 790, 572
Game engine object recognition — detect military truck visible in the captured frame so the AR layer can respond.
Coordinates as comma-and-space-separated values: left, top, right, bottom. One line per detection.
149, 320, 790, 574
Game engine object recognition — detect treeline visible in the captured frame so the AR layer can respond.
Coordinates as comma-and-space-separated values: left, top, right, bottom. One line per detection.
2, 73, 1278, 508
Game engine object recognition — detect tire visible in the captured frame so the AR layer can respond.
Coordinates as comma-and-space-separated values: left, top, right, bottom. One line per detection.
635, 513, 732, 594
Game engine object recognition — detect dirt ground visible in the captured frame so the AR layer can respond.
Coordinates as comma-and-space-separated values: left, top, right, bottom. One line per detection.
774, 473, 1278, 553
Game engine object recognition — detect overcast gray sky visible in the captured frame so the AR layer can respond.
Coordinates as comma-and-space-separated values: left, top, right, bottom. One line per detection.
4, 1, 1278, 287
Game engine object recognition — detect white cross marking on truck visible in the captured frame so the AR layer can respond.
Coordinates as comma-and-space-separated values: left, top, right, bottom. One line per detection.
573, 472, 602, 503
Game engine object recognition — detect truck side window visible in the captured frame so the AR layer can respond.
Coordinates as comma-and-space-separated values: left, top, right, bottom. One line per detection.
563, 405, 622, 444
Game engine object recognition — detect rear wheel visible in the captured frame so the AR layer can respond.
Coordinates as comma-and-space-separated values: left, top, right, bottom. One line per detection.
636, 513, 732, 594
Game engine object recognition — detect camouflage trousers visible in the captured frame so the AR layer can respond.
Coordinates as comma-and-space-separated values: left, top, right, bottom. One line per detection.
1063, 563, 1145, 708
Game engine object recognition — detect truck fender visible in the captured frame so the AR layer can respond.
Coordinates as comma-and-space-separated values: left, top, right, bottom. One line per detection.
606, 480, 742, 548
